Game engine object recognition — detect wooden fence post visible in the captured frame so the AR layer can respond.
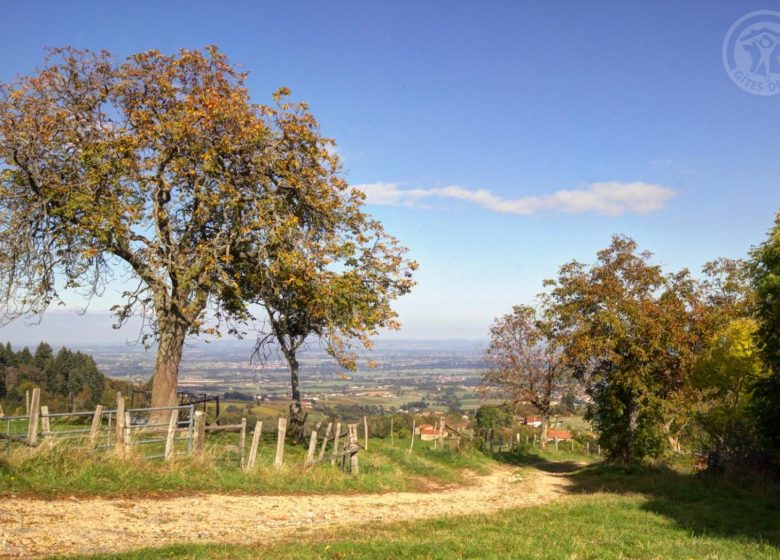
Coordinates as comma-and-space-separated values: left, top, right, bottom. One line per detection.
409, 419, 416, 453
330, 422, 341, 465
439, 418, 445, 448
306, 428, 318, 467
124, 412, 132, 454
27, 388, 40, 445
555, 439, 559, 451
342, 425, 352, 471
350, 424, 359, 474
25, 390, 30, 416
193, 411, 206, 456
89, 405, 104, 445
40, 405, 51, 443
165, 409, 179, 461
274, 417, 287, 468
363, 416, 368, 451
318, 422, 332, 462
239, 417, 247, 469
586, 442, 590, 455
116, 393, 126, 449
246, 421, 262, 471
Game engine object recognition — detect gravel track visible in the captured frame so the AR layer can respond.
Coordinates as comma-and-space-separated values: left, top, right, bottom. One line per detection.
0, 466, 570, 558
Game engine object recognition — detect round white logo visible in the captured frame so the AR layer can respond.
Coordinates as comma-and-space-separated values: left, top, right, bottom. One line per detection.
723, 10, 780, 96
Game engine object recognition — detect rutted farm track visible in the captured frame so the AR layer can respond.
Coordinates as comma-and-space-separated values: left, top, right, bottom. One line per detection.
0, 466, 570, 558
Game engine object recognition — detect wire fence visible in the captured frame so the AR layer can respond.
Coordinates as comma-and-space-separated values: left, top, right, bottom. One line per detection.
2, 387, 366, 473
123, 404, 195, 459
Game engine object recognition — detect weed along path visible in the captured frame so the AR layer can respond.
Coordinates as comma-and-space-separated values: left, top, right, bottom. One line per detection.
0, 466, 570, 558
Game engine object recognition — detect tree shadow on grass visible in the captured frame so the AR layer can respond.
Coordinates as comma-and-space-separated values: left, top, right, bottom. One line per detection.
492, 448, 588, 474
528, 453, 780, 550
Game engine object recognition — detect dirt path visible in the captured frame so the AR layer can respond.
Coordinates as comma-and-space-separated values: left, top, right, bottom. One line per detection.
0, 466, 570, 558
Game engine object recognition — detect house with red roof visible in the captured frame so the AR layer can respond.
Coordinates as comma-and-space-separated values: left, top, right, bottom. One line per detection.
546, 429, 572, 441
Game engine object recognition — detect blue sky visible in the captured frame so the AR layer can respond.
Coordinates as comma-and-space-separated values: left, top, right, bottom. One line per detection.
1, 0, 779, 345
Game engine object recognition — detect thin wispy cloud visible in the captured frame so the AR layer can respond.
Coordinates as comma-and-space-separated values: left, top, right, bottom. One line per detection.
354, 181, 676, 216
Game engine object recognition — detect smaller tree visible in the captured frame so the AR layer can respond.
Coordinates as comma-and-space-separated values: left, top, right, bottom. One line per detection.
483, 305, 569, 449
243, 190, 416, 439
475, 403, 514, 451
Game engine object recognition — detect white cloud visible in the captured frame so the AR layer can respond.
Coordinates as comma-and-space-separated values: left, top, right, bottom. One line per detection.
354, 181, 676, 216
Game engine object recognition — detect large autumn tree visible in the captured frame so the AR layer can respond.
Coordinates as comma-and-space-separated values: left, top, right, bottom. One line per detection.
483, 305, 569, 448
0, 47, 354, 408
543, 236, 707, 464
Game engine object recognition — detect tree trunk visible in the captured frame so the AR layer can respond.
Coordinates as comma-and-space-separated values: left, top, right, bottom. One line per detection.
623, 398, 639, 465
540, 417, 549, 450
284, 350, 307, 442
150, 319, 187, 411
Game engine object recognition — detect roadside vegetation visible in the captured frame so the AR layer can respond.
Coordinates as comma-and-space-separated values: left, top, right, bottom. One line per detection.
0, 438, 492, 499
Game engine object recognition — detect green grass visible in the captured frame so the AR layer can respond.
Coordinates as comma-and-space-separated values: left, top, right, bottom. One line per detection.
62, 452, 780, 560
0, 437, 492, 498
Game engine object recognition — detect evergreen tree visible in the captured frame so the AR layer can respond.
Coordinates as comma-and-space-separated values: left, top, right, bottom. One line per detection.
33, 342, 53, 371
52, 347, 73, 396
16, 346, 32, 365
3, 342, 13, 366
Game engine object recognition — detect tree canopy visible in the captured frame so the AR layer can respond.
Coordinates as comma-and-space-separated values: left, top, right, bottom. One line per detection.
542, 236, 708, 463
0, 47, 408, 409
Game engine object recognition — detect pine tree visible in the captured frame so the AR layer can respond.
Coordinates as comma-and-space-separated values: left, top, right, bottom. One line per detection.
16, 346, 32, 365
33, 342, 53, 371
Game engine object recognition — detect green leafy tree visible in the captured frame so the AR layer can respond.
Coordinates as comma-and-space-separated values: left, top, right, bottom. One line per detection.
662, 258, 753, 453
475, 404, 513, 451
691, 319, 767, 465
0, 47, 357, 408
750, 211, 780, 457
543, 236, 706, 464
